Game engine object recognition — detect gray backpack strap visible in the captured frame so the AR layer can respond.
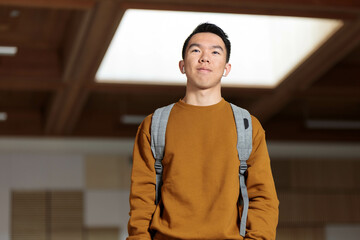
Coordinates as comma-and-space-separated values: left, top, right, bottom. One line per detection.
151, 103, 175, 205
230, 103, 253, 237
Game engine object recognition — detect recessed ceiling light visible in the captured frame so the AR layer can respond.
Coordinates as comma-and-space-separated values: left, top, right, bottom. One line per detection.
10, 10, 20, 18
0, 46, 18, 56
96, 9, 343, 88
306, 119, 360, 130
0, 112, 8, 121
121, 114, 146, 125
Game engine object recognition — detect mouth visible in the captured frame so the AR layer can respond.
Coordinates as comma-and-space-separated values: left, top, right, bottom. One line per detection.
197, 67, 212, 72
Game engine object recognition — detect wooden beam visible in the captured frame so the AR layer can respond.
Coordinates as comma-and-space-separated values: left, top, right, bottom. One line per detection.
301, 87, 360, 98
88, 82, 186, 95
44, 10, 95, 134
61, 10, 94, 82
88, 82, 273, 98
122, 0, 360, 10
45, 0, 125, 135
249, 18, 360, 123
296, 64, 360, 97
45, 6, 95, 135
120, 0, 359, 19
245, 0, 360, 9
0, 0, 95, 9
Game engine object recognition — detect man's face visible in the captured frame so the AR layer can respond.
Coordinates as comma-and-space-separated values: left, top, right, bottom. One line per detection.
179, 32, 231, 91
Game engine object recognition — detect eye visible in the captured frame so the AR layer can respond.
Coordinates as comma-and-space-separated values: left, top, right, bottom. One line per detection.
212, 51, 220, 55
191, 49, 200, 53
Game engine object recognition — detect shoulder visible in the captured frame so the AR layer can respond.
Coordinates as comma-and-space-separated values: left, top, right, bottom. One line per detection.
138, 102, 179, 135
250, 115, 267, 147
137, 114, 153, 139
250, 115, 264, 134
225, 101, 265, 135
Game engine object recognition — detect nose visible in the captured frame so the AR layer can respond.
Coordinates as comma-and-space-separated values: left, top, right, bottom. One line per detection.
199, 53, 210, 63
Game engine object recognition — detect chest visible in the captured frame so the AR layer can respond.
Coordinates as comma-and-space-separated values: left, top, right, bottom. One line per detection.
161, 108, 239, 172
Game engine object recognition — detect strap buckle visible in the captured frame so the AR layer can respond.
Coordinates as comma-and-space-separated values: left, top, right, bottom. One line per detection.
154, 160, 163, 174
239, 162, 247, 175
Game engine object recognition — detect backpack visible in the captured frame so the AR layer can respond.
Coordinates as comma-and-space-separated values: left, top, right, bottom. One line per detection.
150, 102, 252, 237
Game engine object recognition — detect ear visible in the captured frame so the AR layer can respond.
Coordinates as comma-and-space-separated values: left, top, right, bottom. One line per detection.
179, 60, 185, 74
223, 63, 231, 77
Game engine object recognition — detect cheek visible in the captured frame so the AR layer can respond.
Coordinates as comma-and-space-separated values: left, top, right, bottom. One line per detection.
184, 61, 195, 70
215, 63, 227, 72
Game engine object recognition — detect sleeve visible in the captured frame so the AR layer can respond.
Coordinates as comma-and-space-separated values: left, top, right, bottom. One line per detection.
244, 116, 279, 240
127, 115, 157, 240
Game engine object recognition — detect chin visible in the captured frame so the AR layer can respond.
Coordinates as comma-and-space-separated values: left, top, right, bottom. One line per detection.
197, 83, 220, 91
187, 78, 221, 90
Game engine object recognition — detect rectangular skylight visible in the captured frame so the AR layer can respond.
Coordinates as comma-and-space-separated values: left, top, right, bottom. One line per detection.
96, 9, 343, 88
0, 46, 18, 56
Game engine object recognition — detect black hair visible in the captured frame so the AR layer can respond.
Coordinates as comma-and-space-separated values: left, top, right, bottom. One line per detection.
182, 23, 231, 63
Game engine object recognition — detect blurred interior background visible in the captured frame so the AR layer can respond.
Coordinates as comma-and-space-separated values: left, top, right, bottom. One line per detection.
0, 0, 360, 239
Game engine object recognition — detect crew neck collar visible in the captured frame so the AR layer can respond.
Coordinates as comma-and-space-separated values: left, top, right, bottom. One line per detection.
178, 98, 226, 111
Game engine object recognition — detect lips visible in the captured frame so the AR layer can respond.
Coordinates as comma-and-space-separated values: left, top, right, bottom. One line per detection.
197, 67, 212, 72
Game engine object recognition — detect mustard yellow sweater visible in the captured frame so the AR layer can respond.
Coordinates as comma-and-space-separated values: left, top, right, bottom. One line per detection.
128, 99, 279, 240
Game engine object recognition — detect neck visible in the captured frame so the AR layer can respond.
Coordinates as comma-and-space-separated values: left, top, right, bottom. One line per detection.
183, 87, 222, 106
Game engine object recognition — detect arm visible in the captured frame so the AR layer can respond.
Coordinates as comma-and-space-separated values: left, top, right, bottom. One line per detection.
245, 117, 279, 240
127, 116, 156, 240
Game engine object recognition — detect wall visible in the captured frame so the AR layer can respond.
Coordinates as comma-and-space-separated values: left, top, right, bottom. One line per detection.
273, 159, 360, 239
0, 138, 360, 240
0, 151, 132, 240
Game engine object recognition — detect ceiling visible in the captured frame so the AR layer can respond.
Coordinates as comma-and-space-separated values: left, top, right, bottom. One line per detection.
0, 0, 359, 142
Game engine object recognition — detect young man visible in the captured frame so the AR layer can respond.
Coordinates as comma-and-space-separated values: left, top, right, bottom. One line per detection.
128, 23, 279, 240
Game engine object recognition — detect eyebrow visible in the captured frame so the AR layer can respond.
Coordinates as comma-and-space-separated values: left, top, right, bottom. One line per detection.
188, 43, 224, 52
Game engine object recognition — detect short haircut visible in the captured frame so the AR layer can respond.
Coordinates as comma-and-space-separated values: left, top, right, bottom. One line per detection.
182, 23, 231, 63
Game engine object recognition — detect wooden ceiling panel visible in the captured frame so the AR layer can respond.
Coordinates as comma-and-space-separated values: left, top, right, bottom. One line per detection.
0, 91, 51, 109
88, 83, 271, 114
0, 79, 64, 91
0, 48, 61, 81
312, 61, 360, 87
83, 91, 182, 116
341, 43, 360, 65
75, 94, 130, 136
0, 0, 95, 10
0, 6, 72, 49
0, 109, 44, 136
0, 0, 359, 141
308, 98, 360, 119
73, 115, 139, 138
0, 91, 51, 136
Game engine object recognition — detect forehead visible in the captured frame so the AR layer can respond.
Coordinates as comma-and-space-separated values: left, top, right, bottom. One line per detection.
187, 32, 226, 49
